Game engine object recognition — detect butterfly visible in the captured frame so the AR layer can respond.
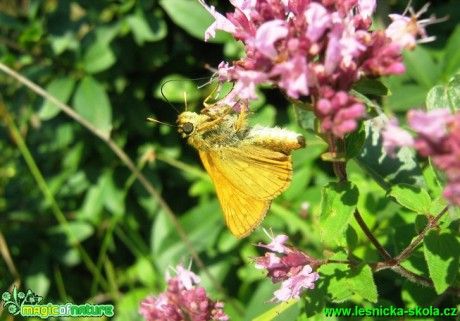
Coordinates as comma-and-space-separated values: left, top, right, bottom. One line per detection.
176, 102, 305, 238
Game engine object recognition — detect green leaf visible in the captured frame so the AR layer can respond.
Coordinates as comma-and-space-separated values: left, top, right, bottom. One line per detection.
346, 264, 378, 303
83, 42, 116, 74
442, 25, 460, 79
352, 79, 390, 96
426, 74, 460, 112
160, 0, 232, 43
344, 122, 366, 159
126, 7, 167, 45
320, 182, 359, 245
404, 46, 440, 88
50, 31, 78, 55
318, 252, 354, 303
39, 77, 76, 120
19, 22, 43, 44
73, 76, 112, 138
303, 280, 328, 317
353, 114, 427, 190
387, 183, 431, 214
48, 221, 94, 242
423, 229, 460, 294
385, 84, 428, 112
294, 105, 316, 133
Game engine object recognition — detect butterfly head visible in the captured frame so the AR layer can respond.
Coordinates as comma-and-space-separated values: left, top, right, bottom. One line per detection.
177, 111, 202, 138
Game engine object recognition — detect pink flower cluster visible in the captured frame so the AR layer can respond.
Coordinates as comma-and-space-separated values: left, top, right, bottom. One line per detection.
383, 109, 460, 207
408, 109, 460, 206
199, 0, 436, 137
139, 264, 229, 321
254, 231, 320, 302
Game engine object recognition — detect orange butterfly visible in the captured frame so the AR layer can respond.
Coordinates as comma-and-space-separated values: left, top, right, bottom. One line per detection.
175, 102, 305, 238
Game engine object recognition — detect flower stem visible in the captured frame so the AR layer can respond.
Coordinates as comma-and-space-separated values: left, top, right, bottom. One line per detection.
394, 206, 449, 263
353, 209, 395, 263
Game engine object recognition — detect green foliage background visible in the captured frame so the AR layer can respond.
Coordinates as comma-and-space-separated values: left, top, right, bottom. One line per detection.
0, 0, 459, 320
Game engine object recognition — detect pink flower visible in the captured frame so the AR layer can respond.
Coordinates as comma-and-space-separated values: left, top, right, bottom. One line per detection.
198, 0, 236, 41
381, 118, 415, 157
140, 264, 229, 321
444, 181, 460, 207
174, 264, 201, 290
357, 0, 377, 19
270, 54, 309, 99
257, 229, 289, 253
198, 0, 438, 138
316, 90, 366, 137
304, 3, 331, 42
405, 109, 460, 207
254, 252, 282, 270
232, 70, 268, 100
273, 265, 320, 302
386, 3, 439, 50
254, 232, 321, 303
249, 20, 288, 59
407, 109, 453, 144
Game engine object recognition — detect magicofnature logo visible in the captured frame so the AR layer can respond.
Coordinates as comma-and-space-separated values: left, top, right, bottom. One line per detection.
2, 286, 114, 319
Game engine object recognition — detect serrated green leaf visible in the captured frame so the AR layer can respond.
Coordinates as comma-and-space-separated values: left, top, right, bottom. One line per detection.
347, 264, 378, 302
320, 182, 359, 245
73, 76, 112, 138
83, 42, 116, 73
387, 183, 431, 214
353, 114, 427, 190
318, 253, 354, 303
39, 77, 76, 120
423, 229, 460, 294
160, 0, 232, 43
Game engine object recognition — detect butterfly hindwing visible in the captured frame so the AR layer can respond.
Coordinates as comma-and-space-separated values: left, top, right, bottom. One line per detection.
199, 146, 293, 237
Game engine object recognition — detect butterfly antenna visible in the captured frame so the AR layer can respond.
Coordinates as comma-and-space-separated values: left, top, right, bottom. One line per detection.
146, 118, 175, 127
184, 92, 188, 111
160, 80, 181, 114
161, 77, 215, 113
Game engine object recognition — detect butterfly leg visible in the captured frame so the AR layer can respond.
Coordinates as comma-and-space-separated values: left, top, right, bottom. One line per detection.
201, 85, 220, 112
196, 107, 233, 133
234, 102, 248, 132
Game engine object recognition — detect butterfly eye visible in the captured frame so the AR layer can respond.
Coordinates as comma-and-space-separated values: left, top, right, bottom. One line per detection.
182, 122, 194, 135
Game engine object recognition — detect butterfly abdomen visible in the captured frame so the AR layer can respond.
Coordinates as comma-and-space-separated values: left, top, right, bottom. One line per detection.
248, 126, 306, 154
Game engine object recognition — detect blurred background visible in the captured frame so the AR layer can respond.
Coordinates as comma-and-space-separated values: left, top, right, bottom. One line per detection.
0, 0, 458, 320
